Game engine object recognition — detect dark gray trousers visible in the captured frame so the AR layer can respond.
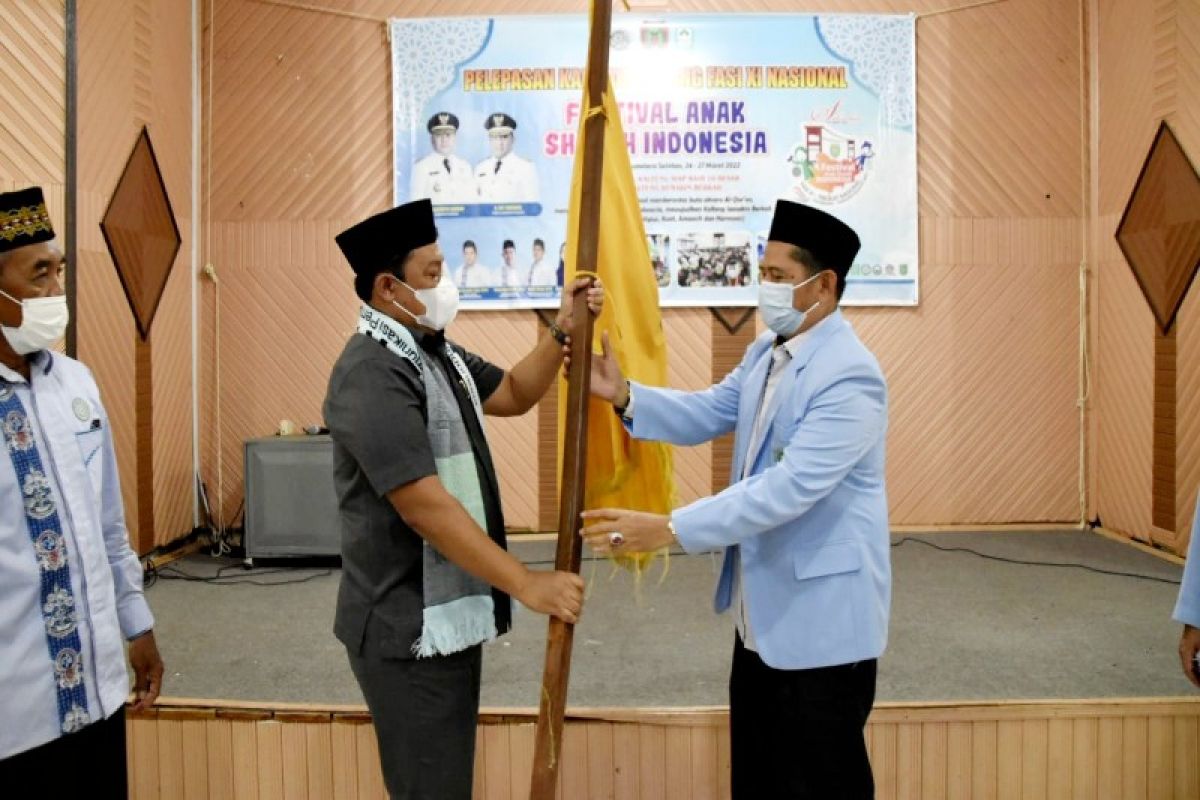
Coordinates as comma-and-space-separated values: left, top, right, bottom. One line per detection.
348, 644, 483, 800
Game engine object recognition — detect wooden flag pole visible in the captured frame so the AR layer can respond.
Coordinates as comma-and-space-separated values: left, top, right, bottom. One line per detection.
529, 1, 613, 796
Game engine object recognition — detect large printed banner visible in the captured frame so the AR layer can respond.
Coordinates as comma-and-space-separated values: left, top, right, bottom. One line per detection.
392, 14, 917, 308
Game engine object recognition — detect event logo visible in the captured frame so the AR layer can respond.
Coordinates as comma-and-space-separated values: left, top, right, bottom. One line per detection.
786, 123, 875, 205
640, 25, 670, 48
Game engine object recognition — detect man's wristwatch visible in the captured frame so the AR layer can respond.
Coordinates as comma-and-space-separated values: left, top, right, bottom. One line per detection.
666, 518, 679, 546
549, 321, 569, 346
613, 379, 631, 416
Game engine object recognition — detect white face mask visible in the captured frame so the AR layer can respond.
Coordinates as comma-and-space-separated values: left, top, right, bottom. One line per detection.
0, 288, 69, 355
391, 272, 459, 331
757, 272, 821, 338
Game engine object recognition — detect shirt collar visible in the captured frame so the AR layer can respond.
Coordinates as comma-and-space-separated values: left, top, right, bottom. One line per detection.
774, 313, 833, 360
0, 350, 53, 383
414, 328, 447, 353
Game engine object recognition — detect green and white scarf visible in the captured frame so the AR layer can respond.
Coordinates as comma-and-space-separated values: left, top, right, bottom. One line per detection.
358, 304, 497, 657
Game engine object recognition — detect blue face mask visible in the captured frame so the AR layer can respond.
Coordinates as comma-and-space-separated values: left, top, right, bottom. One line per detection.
757, 272, 821, 338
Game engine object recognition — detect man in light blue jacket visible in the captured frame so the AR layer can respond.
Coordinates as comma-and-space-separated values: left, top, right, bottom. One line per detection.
582, 200, 889, 798
1173, 493, 1200, 688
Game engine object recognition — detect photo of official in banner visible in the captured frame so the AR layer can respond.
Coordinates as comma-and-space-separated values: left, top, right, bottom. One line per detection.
392, 13, 917, 309
410, 112, 476, 204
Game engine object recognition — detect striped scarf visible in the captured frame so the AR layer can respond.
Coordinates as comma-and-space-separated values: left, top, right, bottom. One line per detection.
357, 306, 497, 656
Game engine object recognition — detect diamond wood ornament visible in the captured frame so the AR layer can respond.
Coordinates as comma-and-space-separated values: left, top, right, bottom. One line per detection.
100, 127, 182, 340
99, 128, 182, 553
1115, 122, 1200, 542
1115, 122, 1200, 334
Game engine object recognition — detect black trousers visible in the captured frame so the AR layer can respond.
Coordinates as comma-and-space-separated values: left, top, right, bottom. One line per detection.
0, 707, 127, 797
730, 636, 876, 799
348, 645, 483, 800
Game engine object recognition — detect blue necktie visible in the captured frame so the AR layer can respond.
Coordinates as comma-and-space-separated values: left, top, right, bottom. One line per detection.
0, 380, 91, 734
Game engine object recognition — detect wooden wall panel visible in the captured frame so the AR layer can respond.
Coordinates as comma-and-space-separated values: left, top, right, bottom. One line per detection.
456, 312, 539, 528
127, 698, 1200, 799
0, 0, 65, 187
0, 0, 69, 503
1167, 0, 1200, 555
201, 0, 1088, 532
152, 259, 196, 545
201, 219, 356, 529
76, 244, 141, 536
664, 308, 714, 508
76, 3, 140, 542
915, 0, 1083, 219
144, 1, 196, 548
1153, 328, 1177, 531
78, 0, 194, 549
536, 332, 560, 531
1094, 225, 1155, 540
711, 310, 756, 493
77, 3, 141, 542
1092, 0, 1200, 554
1178, 284, 1200, 553
850, 226, 1081, 524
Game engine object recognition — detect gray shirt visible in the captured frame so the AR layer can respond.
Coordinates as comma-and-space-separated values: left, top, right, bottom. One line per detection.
323, 331, 507, 658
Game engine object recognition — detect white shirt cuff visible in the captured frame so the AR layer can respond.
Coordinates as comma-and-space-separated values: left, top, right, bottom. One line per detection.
117, 596, 155, 641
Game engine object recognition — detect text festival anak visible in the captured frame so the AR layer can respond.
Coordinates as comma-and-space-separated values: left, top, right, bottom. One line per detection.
545, 100, 766, 157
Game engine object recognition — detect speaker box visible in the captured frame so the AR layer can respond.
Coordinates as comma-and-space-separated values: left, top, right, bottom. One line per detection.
243, 436, 340, 560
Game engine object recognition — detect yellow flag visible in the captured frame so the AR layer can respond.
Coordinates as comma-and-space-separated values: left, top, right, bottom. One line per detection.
559, 77, 675, 571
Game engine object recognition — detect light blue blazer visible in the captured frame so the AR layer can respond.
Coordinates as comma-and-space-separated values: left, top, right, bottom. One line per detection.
628, 311, 891, 670
1172, 492, 1200, 628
